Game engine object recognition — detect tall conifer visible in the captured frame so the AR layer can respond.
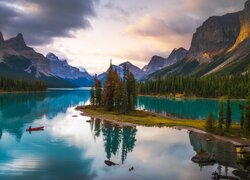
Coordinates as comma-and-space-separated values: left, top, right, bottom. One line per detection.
226, 98, 232, 131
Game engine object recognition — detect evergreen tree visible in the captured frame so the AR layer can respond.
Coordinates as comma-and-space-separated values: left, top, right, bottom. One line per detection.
94, 75, 102, 107
127, 73, 137, 111
218, 102, 224, 130
103, 62, 115, 111
90, 84, 95, 106
244, 92, 250, 134
114, 80, 123, 112
225, 98, 232, 131
240, 111, 245, 129
205, 112, 215, 132
122, 64, 129, 113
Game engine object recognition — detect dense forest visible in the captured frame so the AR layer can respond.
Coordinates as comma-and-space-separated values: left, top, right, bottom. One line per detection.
139, 75, 249, 99
0, 76, 47, 92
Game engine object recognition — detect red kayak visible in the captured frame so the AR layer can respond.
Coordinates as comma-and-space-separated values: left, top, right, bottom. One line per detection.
26, 126, 44, 132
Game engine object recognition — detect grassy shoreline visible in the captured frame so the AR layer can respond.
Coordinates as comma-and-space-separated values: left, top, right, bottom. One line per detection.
76, 105, 250, 144
139, 94, 247, 101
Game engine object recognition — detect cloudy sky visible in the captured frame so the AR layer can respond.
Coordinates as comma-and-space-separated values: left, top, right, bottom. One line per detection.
0, 0, 246, 74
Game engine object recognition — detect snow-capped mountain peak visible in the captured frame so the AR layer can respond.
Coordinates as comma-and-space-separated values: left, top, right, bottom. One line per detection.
78, 66, 86, 73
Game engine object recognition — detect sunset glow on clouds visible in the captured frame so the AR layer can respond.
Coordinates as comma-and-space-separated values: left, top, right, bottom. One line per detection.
0, 0, 246, 74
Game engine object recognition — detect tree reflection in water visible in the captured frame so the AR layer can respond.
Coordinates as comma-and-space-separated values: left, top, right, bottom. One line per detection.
90, 118, 137, 163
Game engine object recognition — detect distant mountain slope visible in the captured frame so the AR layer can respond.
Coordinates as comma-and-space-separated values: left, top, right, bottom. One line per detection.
98, 61, 145, 85
147, 0, 250, 79
119, 61, 145, 80
143, 56, 166, 75
46, 53, 93, 87
164, 48, 188, 67
143, 48, 187, 75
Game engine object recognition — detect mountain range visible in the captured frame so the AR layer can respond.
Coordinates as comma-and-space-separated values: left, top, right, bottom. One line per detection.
46, 53, 92, 87
98, 48, 188, 83
0, 0, 249, 86
0, 33, 92, 87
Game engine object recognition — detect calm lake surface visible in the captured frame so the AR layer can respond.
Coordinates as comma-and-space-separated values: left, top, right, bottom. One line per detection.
138, 96, 243, 122
0, 89, 244, 179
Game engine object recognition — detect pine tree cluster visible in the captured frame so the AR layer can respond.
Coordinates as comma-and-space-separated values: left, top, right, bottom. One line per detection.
90, 63, 137, 113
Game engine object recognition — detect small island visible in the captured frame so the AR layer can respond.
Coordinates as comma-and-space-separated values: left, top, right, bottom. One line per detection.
77, 63, 250, 147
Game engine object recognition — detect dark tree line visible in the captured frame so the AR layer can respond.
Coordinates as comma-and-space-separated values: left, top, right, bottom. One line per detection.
139, 75, 249, 99
90, 63, 138, 113
0, 76, 47, 92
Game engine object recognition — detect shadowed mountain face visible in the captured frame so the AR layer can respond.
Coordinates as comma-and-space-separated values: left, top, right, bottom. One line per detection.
188, 0, 250, 63
188, 12, 241, 62
143, 56, 166, 75
147, 0, 250, 79
164, 48, 188, 67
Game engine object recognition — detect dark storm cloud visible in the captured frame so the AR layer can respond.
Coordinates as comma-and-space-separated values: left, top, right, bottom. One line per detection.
0, 0, 98, 45
0, 2, 19, 24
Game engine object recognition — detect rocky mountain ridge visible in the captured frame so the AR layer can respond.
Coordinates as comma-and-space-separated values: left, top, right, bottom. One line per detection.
46, 52, 93, 87
46, 52, 92, 80
3, 33, 51, 77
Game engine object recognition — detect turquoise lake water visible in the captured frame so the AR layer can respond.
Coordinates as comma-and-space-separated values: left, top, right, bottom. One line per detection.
137, 96, 244, 122
0, 89, 244, 179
